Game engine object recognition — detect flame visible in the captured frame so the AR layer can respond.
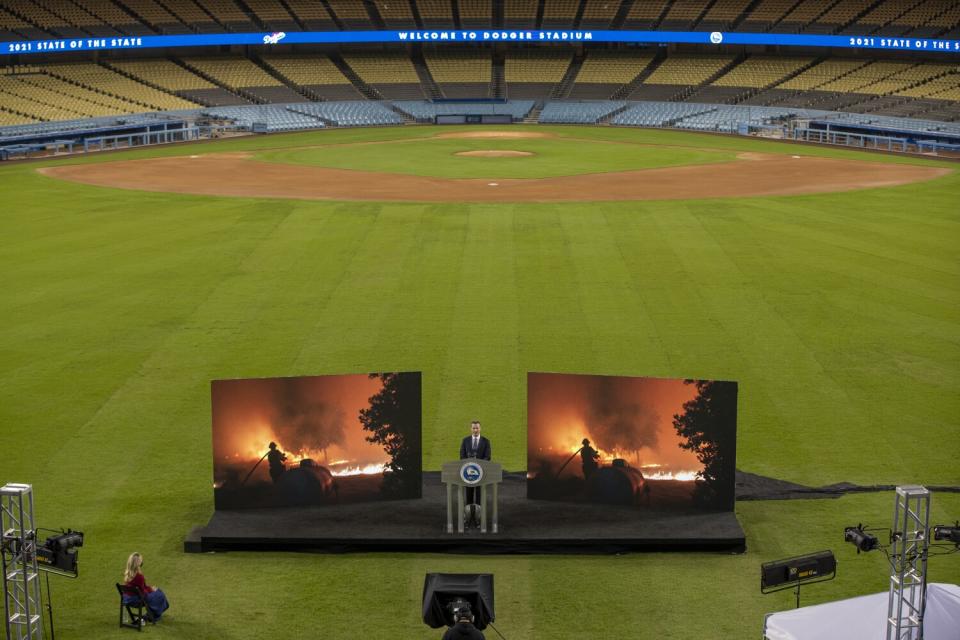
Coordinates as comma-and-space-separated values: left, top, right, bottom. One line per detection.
549, 424, 702, 481
644, 470, 699, 482
330, 463, 386, 477
236, 429, 387, 478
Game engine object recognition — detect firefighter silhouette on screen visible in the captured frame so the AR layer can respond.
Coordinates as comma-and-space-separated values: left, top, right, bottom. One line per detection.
579, 438, 600, 480
267, 441, 287, 483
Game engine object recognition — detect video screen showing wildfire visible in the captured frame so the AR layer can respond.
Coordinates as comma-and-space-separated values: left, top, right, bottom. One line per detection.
212, 372, 421, 509
527, 373, 737, 511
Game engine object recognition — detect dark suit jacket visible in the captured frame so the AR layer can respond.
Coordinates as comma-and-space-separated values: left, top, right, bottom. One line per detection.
459, 435, 491, 461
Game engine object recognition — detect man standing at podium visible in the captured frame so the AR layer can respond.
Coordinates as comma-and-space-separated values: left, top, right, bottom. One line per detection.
459, 420, 491, 527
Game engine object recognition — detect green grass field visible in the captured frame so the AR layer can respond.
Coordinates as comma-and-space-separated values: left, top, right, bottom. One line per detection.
256, 135, 736, 178
1, 125, 958, 639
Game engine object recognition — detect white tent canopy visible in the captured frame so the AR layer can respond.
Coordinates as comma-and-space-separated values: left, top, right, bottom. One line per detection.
764, 583, 960, 640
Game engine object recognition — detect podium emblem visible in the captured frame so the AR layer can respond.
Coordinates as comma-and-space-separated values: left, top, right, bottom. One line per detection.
460, 462, 484, 485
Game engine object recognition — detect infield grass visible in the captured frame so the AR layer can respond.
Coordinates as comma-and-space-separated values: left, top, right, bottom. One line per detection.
1, 125, 958, 639
256, 136, 736, 178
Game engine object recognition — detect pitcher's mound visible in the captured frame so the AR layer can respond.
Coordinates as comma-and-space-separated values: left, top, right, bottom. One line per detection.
455, 150, 534, 157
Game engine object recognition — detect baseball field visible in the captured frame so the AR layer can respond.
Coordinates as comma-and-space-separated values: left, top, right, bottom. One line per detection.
2, 124, 958, 638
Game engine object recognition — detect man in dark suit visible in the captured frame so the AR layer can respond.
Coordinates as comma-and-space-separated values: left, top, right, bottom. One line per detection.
459, 420, 491, 527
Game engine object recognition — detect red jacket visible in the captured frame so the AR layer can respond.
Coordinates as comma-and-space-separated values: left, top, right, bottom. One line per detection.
125, 573, 154, 594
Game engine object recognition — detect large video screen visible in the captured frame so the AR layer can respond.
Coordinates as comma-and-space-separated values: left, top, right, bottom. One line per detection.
527, 373, 737, 511
212, 372, 421, 509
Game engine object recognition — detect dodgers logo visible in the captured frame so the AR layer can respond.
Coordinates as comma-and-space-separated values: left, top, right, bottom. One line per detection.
710, 32, 723, 44
460, 462, 483, 485
263, 32, 286, 45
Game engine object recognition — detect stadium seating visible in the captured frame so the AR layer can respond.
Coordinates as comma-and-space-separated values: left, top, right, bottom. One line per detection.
611, 101, 722, 127
326, 1, 372, 30
0, 76, 88, 121
458, 0, 492, 29
107, 59, 238, 108
698, 0, 754, 31
260, 55, 363, 101
0, 6, 44, 40
0, 110, 36, 126
0, 71, 146, 119
181, 57, 304, 104
569, 51, 656, 100
697, 56, 813, 103
202, 104, 324, 131
391, 100, 535, 122
119, 0, 191, 34
539, 100, 628, 124
622, 0, 670, 29
41, 63, 200, 112
342, 52, 425, 100
891, 0, 959, 38
504, 50, 572, 99
161, 0, 226, 33
628, 54, 735, 101
200, 0, 256, 32
375, 0, 417, 28
579, 0, 620, 29
608, 101, 834, 132
660, 0, 711, 31
503, 0, 537, 28
424, 50, 492, 99
283, 0, 336, 30
417, 0, 454, 28
541, 0, 580, 29
243, 0, 300, 31
802, 0, 874, 34
2, 0, 86, 38
3, 0, 960, 131
713, 56, 814, 89
54, 0, 125, 37
738, 0, 798, 32
671, 104, 828, 132
897, 66, 960, 102
286, 101, 404, 127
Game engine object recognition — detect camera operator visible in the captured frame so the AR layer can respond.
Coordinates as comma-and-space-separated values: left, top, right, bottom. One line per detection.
442, 602, 485, 640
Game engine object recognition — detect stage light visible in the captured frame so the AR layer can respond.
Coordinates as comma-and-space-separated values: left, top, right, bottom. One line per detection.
760, 551, 836, 608
844, 525, 879, 553
761, 551, 837, 591
932, 522, 960, 545
422, 573, 494, 631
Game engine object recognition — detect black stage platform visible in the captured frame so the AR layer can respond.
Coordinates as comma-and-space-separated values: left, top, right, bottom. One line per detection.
186, 472, 745, 554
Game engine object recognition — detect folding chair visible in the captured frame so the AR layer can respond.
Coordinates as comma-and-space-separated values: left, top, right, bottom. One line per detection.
116, 583, 151, 631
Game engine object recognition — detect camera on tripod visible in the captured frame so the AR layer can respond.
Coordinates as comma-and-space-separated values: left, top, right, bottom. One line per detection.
36, 528, 84, 577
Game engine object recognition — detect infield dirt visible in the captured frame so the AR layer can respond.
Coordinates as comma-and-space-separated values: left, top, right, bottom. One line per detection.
40, 143, 949, 203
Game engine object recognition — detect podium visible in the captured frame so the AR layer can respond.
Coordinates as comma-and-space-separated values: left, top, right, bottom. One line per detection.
441, 459, 503, 534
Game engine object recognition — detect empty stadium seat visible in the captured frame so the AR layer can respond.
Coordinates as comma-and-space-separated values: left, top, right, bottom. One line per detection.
425, 51, 492, 99
505, 51, 572, 99
539, 101, 628, 124
342, 53, 425, 100
260, 55, 363, 101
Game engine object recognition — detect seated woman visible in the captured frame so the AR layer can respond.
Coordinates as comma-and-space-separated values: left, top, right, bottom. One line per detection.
122, 552, 170, 622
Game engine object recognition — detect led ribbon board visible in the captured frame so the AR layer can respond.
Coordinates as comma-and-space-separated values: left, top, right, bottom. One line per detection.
4, 30, 960, 56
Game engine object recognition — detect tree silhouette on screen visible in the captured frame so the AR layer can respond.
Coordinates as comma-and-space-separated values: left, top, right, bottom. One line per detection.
672, 379, 737, 509
359, 372, 422, 498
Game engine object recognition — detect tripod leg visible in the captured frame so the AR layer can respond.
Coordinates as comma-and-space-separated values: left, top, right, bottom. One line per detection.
46, 571, 56, 640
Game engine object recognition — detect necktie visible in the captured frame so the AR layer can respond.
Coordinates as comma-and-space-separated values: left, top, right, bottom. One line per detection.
473, 437, 478, 452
